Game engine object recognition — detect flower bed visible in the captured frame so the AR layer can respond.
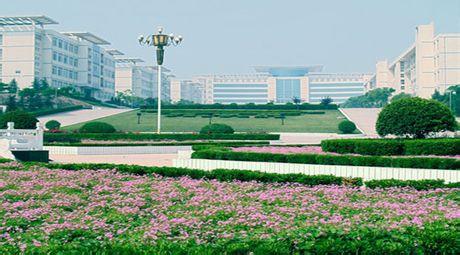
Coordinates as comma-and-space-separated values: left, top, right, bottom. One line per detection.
0, 166, 459, 254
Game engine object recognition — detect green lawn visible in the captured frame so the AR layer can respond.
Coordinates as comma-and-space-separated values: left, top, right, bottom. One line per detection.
64, 110, 352, 133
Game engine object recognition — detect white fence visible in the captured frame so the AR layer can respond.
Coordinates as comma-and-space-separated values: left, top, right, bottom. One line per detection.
0, 122, 43, 151
173, 159, 460, 183
45, 145, 192, 155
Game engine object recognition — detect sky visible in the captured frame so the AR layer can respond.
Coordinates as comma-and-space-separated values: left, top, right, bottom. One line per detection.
2, 0, 460, 78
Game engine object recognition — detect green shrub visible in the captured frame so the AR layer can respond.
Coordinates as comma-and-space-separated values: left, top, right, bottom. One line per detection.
321, 138, 460, 156
376, 97, 456, 138
44, 132, 279, 143
338, 120, 357, 134
78, 122, 116, 133
31, 162, 362, 187
33, 105, 83, 117
0, 110, 38, 129
365, 179, 446, 190
200, 123, 235, 134
192, 149, 460, 170
45, 120, 61, 130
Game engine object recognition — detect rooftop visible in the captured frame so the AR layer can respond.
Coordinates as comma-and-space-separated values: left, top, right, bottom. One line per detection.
0, 15, 58, 26
254, 66, 324, 77
62, 32, 110, 45
106, 49, 124, 56
115, 57, 145, 64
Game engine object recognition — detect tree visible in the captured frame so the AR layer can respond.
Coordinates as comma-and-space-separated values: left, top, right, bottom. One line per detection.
341, 88, 395, 108
292, 97, 301, 110
45, 120, 61, 130
8, 79, 18, 94
5, 96, 17, 112
432, 85, 460, 117
390, 93, 412, 102
0, 110, 38, 129
200, 123, 234, 134
376, 97, 456, 138
320, 97, 333, 106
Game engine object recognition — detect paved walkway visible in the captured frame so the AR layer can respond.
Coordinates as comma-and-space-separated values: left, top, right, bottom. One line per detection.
50, 154, 176, 167
272, 133, 364, 145
38, 107, 131, 127
340, 108, 381, 136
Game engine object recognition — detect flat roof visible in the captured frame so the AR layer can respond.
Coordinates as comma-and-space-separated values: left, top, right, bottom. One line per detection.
254, 66, 324, 77
62, 32, 110, 45
146, 66, 171, 72
115, 57, 145, 64
106, 49, 124, 56
0, 15, 58, 26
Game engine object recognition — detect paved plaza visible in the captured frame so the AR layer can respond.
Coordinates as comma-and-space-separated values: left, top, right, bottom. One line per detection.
340, 108, 381, 136
50, 153, 176, 167
38, 107, 130, 127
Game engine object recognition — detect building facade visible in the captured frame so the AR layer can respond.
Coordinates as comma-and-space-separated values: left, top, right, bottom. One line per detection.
172, 66, 370, 104
366, 23, 460, 98
0, 16, 116, 101
114, 58, 172, 101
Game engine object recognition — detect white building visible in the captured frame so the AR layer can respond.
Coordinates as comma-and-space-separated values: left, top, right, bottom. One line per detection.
366, 23, 460, 98
114, 57, 172, 100
172, 66, 371, 104
0, 16, 116, 101
170, 79, 204, 103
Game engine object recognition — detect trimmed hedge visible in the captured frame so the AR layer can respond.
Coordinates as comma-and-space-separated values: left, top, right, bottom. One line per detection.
321, 138, 460, 156
45, 141, 270, 147
79, 122, 116, 133
192, 149, 460, 170
364, 179, 459, 190
28, 162, 362, 187
33, 105, 84, 117
144, 103, 338, 110
200, 123, 234, 134
44, 132, 280, 143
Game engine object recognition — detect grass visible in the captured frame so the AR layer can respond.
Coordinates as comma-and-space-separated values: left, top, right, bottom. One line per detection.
64, 109, 353, 133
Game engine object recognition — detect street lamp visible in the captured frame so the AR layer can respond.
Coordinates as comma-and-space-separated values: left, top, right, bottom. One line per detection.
137, 112, 142, 124
448, 90, 457, 113
138, 27, 183, 133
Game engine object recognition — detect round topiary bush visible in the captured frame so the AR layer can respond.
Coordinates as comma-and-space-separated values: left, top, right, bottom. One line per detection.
45, 120, 61, 130
376, 97, 456, 138
200, 123, 234, 135
79, 122, 116, 133
0, 110, 38, 129
338, 120, 357, 134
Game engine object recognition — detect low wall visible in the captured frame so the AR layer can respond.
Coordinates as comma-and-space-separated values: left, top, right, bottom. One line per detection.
45, 145, 192, 155
173, 158, 459, 183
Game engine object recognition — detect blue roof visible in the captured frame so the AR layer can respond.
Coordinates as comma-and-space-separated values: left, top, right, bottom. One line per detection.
254, 66, 323, 77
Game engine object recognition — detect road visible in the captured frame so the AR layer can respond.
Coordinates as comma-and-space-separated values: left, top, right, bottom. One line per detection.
38, 107, 131, 127
50, 154, 176, 167
340, 108, 381, 136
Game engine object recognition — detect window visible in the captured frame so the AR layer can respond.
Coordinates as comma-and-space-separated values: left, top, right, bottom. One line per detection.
401, 86, 405, 90
52, 37, 57, 46
0, 34, 3, 45
0, 49, 2, 59
400, 79, 405, 85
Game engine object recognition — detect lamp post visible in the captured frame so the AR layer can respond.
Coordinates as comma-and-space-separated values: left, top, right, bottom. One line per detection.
137, 112, 142, 124
449, 90, 457, 114
138, 27, 183, 133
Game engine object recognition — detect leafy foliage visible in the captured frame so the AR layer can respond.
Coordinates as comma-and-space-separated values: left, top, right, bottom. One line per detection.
192, 149, 460, 170
431, 85, 460, 117
45, 120, 61, 130
0, 110, 38, 129
200, 123, 235, 134
341, 88, 395, 108
376, 97, 456, 138
391, 92, 412, 102
320, 97, 333, 106
79, 122, 116, 133
338, 120, 356, 134
321, 138, 460, 156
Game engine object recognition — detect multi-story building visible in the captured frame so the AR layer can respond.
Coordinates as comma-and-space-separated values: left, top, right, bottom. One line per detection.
173, 66, 370, 104
114, 57, 172, 100
0, 16, 116, 101
170, 79, 204, 103
366, 23, 460, 98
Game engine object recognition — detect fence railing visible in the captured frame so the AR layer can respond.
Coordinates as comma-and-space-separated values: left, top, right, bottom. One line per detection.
0, 122, 43, 151
173, 158, 460, 183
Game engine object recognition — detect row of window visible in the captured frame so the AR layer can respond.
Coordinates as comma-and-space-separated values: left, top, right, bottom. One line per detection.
52, 79, 74, 88
52, 37, 79, 54
52, 66, 78, 80
52, 51, 78, 67
0, 34, 3, 45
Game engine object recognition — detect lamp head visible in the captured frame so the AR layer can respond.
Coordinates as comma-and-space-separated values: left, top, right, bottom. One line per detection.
138, 35, 144, 44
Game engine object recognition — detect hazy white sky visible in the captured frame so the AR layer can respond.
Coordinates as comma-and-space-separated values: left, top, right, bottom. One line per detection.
3, 0, 460, 77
